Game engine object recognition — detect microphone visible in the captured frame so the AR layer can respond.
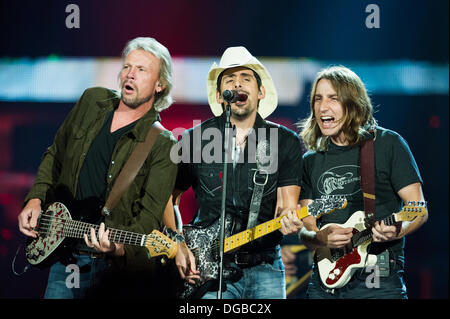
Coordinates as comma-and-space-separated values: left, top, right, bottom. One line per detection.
222, 90, 248, 103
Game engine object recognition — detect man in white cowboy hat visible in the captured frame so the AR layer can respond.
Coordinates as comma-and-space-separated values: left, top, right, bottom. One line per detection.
166, 46, 304, 299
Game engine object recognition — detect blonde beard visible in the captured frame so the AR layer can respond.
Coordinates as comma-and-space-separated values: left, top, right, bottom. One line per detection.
121, 90, 153, 109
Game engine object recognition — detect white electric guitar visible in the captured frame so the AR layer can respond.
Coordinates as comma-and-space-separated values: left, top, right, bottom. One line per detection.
316, 202, 427, 289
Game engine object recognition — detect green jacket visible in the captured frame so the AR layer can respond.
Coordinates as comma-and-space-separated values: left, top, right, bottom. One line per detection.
24, 87, 178, 271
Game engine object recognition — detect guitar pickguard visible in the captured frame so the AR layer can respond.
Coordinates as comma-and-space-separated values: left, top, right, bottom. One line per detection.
25, 202, 72, 266
316, 211, 376, 289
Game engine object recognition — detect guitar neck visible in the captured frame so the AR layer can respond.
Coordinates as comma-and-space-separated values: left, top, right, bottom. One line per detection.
224, 206, 307, 253
383, 214, 397, 226
62, 219, 146, 247
351, 212, 397, 247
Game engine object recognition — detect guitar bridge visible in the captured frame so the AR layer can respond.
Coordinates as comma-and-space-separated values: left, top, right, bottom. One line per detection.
35, 210, 53, 238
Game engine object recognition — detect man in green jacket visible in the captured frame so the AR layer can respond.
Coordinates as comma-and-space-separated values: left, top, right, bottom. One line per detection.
17, 37, 178, 298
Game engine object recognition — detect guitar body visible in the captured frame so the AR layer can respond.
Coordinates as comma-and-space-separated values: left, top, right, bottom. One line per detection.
25, 185, 178, 271
25, 196, 104, 268
315, 202, 427, 289
316, 210, 377, 289
178, 197, 348, 298
179, 214, 243, 299
25, 202, 74, 267
25, 185, 105, 268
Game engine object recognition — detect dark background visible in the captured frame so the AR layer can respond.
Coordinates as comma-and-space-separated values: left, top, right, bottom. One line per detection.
0, 0, 448, 299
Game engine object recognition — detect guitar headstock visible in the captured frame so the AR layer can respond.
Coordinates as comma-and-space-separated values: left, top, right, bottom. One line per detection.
308, 196, 348, 218
395, 201, 427, 222
144, 230, 178, 259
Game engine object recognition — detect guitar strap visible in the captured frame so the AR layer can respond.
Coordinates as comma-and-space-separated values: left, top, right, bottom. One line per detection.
246, 138, 270, 229
360, 129, 394, 278
102, 121, 164, 216
359, 130, 376, 226
247, 170, 268, 229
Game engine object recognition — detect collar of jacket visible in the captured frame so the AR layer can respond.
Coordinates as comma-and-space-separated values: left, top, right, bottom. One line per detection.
95, 91, 162, 142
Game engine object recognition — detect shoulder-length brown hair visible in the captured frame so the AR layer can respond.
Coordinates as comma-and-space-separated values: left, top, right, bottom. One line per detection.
298, 66, 377, 151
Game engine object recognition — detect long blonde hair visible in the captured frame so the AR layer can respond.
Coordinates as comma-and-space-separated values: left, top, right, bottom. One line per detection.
299, 66, 377, 151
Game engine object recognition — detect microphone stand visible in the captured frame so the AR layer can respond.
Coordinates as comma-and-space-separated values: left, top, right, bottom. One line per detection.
217, 102, 233, 299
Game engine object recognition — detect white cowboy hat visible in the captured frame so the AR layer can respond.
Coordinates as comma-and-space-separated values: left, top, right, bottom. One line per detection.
206, 46, 278, 119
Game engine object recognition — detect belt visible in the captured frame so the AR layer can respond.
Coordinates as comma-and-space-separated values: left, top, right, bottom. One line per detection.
76, 250, 106, 259
234, 250, 277, 269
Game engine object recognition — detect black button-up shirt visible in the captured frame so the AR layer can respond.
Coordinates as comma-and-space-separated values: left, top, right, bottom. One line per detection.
175, 112, 302, 252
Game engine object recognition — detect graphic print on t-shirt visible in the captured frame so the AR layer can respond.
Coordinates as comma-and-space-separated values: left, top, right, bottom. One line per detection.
317, 165, 361, 196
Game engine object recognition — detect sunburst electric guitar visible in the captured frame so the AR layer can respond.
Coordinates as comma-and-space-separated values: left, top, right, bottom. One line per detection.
316, 202, 427, 289
25, 201, 178, 267
179, 196, 347, 299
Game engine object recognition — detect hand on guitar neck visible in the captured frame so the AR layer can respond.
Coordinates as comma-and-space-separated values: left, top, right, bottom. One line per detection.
372, 220, 400, 242
277, 204, 304, 236
83, 222, 125, 257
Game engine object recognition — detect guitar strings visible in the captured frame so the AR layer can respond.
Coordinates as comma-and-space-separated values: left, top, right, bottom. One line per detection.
187, 218, 284, 253
199, 222, 279, 253
35, 214, 145, 246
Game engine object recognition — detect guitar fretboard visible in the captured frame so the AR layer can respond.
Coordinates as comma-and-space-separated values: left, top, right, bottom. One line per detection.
65, 219, 145, 246
224, 206, 308, 253
39, 214, 146, 246
351, 214, 396, 247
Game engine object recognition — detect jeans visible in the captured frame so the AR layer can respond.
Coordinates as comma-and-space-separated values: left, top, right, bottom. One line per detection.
306, 264, 408, 299
202, 248, 286, 299
44, 254, 109, 299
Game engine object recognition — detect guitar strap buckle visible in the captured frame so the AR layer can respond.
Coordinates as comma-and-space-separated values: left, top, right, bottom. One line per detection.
102, 207, 111, 216
253, 169, 268, 186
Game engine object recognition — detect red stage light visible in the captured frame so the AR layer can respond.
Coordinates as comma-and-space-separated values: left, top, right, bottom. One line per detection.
1, 228, 13, 241
429, 115, 440, 129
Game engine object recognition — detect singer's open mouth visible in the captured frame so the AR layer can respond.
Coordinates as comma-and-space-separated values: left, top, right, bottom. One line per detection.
123, 83, 135, 94
236, 92, 248, 104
